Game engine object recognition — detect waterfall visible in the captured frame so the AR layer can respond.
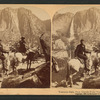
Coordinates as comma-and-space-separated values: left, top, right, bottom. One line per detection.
70, 18, 75, 41
69, 18, 75, 59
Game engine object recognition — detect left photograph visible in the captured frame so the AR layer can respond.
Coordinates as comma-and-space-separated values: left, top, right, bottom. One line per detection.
0, 5, 51, 88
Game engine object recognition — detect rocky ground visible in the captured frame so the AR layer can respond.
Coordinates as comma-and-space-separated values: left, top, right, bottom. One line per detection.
0, 58, 50, 88
52, 67, 84, 89
52, 64, 100, 89
82, 69, 100, 89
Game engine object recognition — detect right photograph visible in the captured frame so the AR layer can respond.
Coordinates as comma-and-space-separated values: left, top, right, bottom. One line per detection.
52, 6, 100, 89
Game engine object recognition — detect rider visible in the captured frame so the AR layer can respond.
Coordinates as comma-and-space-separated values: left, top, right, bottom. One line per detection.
0, 40, 8, 71
19, 36, 26, 54
75, 39, 91, 71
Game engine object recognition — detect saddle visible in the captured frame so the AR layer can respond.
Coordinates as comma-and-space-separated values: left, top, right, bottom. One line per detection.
75, 57, 84, 64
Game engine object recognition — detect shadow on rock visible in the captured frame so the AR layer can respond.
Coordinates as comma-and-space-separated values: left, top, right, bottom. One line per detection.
82, 70, 100, 89
1, 62, 50, 88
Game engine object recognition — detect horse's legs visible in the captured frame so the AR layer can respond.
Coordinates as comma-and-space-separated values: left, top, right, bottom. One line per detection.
13, 66, 18, 75
66, 64, 73, 87
2, 60, 5, 70
69, 75, 73, 87
2, 60, 7, 75
94, 65, 97, 72
27, 60, 29, 70
12, 65, 15, 72
29, 60, 31, 69
66, 75, 72, 87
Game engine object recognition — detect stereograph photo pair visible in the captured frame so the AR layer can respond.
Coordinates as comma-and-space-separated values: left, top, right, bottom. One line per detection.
0, 4, 99, 95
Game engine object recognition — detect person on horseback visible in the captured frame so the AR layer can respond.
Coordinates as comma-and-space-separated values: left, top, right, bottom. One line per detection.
19, 37, 26, 54
75, 39, 91, 71
0, 40, 8, 71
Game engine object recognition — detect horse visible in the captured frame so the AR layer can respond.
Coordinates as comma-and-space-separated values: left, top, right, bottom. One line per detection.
4, 51, 27, 73
4, 49, 41, 73
0, 43, 27, 75
6, 43, 44, 71
26, 49, 41, 70
90, 51, 100, 72
66, 53, 93, 87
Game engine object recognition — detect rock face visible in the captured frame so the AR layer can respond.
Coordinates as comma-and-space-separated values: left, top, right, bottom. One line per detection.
82, 71, 100, 89
52, 12, 74, 37
73, 7, 100, 44
0, 7, 50, 49
0, 8, 20, 43
17, 8, 46, 46
74, 7, 100, 33
1, 63, 50, 88
52, 7, 100, 63
52, 7, 100, 48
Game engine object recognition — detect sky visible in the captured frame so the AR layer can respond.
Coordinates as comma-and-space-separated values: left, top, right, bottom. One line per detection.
0, 5, 51, 20
56, 5, 100, 14
0, 5, 100, 20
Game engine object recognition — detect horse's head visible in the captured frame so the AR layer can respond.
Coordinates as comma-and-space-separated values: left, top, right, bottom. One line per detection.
87, 51, 98, 70
52, 57, 59, 73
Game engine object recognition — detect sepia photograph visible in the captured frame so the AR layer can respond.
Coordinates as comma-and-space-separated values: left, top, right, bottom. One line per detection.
0, 5, 51, 88
0, 4, 100, 95
52, 6, 100, 89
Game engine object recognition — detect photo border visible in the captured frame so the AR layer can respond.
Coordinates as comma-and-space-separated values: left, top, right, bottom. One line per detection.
0, 0, 99, 99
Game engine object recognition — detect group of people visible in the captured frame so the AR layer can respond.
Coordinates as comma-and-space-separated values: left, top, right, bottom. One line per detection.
0, 34, 92, 73
0, 35, 50, 73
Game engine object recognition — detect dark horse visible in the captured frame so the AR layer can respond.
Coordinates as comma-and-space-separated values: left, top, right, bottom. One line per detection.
10, 42, 42, 70
26, 50, 40, 70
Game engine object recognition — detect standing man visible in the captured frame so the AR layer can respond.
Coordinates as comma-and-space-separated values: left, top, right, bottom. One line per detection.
19, 37, 26, 54
75, 39, 91, 71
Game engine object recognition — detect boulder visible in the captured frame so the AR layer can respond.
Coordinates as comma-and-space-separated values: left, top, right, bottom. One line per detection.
82, 71, 100, 89
1, 63, 50, 88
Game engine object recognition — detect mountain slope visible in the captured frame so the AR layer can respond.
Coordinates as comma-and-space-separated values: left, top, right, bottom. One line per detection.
0, 7, 50, 49
52, 7, 100, 51
52, 12, 74, 37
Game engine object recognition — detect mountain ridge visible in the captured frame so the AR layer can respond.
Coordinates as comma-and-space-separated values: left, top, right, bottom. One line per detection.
52, 7, 100, 50
0, 7, 50, 49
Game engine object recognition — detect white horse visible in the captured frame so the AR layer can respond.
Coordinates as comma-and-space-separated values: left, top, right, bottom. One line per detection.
66, 53, 93, 87
4, 51, 27, 73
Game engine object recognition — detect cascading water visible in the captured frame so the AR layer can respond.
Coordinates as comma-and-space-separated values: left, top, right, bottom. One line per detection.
69, 18, 75, 59
69, 18, 75, 41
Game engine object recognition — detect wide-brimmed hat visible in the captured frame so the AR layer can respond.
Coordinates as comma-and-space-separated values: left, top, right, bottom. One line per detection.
21, 37, 25, 40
